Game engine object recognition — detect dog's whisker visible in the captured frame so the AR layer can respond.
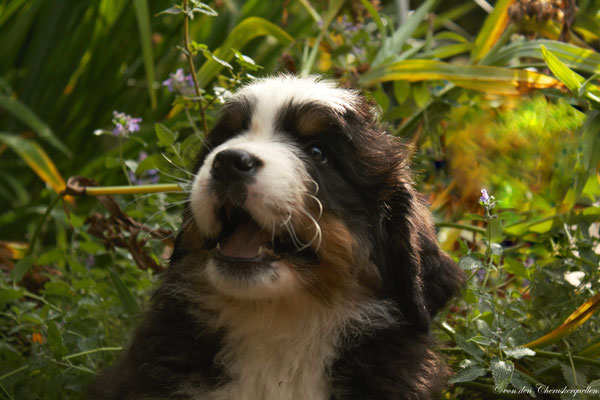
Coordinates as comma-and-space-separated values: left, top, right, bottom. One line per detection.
159, 152, 195, 177
297, 207, 322, 251
303, 193, 323, 220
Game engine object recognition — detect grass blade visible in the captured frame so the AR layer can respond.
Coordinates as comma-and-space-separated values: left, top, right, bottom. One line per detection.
108, 267, 141, 317
133, 0, 157, 110
471, 0, 515, 63
372, 0, 438, 66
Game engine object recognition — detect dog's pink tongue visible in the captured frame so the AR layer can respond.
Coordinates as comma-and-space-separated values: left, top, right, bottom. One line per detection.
219, 222, 270, 259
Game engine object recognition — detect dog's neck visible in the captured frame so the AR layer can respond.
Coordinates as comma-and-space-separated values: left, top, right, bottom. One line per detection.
193, 295, 394, 400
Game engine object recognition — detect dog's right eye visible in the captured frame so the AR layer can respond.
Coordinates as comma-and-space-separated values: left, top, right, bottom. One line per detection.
307, 145, 327, 163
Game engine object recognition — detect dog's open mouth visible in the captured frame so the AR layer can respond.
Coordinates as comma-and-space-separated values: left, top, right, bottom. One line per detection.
213, 202, 277, 264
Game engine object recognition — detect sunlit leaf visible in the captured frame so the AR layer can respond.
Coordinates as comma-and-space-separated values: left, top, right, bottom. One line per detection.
0, 133, 73, 202
360, 59, 563, 95
490, 358, 514, 391
504, 347, 535, 359
449, 364, 486, 384
471, 0, 515, 63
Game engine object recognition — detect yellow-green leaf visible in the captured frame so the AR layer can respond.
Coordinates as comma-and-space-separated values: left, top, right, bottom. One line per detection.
0, 133, 72, 202
471, 0, 515, 63
524, 293, 600, 349
541, 45, 584, 92
359, 59, 562, 95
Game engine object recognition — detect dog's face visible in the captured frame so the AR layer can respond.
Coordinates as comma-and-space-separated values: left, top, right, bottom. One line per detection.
187, 76, 463, 327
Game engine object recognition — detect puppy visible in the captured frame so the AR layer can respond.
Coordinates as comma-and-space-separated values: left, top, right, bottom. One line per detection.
90, 76, 465, 400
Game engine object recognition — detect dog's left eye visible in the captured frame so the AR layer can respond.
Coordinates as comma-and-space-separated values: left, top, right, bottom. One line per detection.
307, 146, 327, 163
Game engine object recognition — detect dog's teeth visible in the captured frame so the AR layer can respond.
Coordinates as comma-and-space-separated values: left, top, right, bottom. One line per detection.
258, 246, 264, 254
216, 243, 222, 251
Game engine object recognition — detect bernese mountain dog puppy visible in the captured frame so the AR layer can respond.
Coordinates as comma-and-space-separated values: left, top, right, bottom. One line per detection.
90, 76, 465, 400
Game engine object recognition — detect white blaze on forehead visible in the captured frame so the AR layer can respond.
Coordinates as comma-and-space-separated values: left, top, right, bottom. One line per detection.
234, 75, 359, 135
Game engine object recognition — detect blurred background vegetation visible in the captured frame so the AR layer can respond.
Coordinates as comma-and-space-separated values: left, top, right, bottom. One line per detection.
1, 0, 599, 398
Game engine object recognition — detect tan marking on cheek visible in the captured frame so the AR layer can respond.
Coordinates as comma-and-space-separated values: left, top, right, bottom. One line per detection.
292, 213, 380, 302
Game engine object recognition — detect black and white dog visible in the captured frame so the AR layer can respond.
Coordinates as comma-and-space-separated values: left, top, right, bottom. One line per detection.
91, 76, 464, 399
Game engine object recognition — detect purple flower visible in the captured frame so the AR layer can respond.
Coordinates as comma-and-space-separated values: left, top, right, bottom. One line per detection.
162, 68, 195, 96
112, 111, 142, 137
479, 189, 490, 204
479, 189, 496, 209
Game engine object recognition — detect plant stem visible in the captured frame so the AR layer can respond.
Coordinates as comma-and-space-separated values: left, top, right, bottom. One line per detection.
0, 365, 29, 382
84, 184, 183, 196
27, 193, 62, 256
63, 346, 122, 360
435, 222, 486, 234
533, 350, 600, 367
183, 0, 208, 136
119, 137, 132, 185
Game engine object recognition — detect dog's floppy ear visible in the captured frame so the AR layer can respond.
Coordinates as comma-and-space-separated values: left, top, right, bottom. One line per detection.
381, 178, 464, 332
413, 197, 465, 316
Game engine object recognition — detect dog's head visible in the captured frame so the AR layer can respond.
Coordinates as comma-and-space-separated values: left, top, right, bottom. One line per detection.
179, 76, 463, 330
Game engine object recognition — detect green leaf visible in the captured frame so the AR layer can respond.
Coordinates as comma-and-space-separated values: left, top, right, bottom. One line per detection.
0, 94, 71, 157
47, 321, 67, 358
195, 17, 293, 89
156, 5, 183, 16
108, 267, 141, 317
10, 255, 35, 282
459, 255, 484, 270
467, 335, 494, 346
372, 0, 438, 66
0, 287, 24, 308
560, 363, 587, 389
577, 111, 600, 195
476, 319, 494, 338
232, 49, 261, 71
412, 83, 430, 109
190, 1, 217, 17
487, 40, 600, 75
155, 123, 177, 147
504, 347, 536, 359
541, 45, 583, 92
136, 153, 168, 174
490, 243, 503, 256
504, 258, 529, 279
490, 357, 514, 391
456, 335, 485, 361
133, 0, 157, 110
449, 364, 486, 384
510, 372, 534, 394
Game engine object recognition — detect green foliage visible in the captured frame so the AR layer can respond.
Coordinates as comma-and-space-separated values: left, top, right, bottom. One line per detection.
1, 0, 600, 398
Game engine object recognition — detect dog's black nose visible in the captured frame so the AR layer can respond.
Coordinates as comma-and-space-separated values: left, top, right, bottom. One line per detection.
211, 149, 261, 184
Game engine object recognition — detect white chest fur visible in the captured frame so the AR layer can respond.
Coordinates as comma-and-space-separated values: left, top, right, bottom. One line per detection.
191, 298, 393, 400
